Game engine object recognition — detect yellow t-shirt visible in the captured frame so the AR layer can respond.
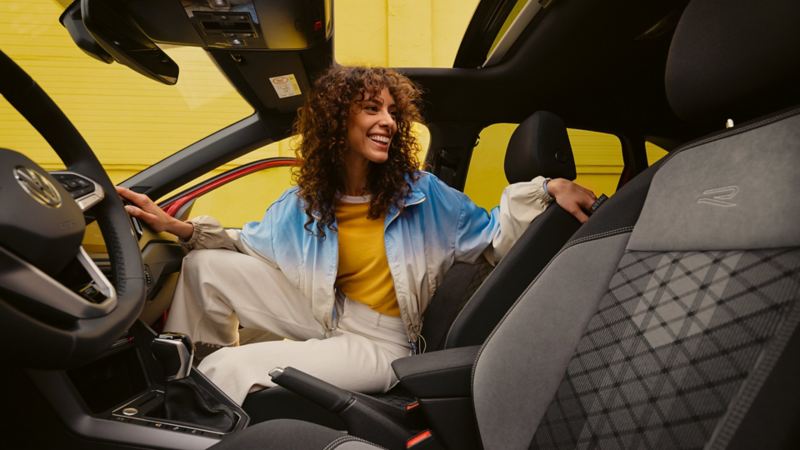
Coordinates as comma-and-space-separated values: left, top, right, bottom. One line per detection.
334, 196, 400, 317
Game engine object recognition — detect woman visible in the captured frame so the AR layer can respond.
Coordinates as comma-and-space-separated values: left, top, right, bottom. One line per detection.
117, 66, 596, 405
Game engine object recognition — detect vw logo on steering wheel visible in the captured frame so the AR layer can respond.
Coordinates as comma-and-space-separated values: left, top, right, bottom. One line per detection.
13, 166, 62, 208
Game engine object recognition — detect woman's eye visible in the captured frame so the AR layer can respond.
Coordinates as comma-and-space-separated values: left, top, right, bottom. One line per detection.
364, 105, 379, 112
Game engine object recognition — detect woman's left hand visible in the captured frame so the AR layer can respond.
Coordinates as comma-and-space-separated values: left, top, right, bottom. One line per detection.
545, 178, 597, 223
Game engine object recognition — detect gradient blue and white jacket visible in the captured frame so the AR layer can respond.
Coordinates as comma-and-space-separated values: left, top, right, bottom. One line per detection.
186, 171, 551, 345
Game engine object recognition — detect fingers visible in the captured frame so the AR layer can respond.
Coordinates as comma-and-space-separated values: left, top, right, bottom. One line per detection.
116, 186, 171, 231
579, 190, 596, 210
116, 185, 156, 208
548, 179, 596, 223
572, 207, 590, 224
122, 203, 150, 220
558, 200, 590, 223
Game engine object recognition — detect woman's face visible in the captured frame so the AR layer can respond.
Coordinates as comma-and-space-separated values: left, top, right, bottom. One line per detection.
345, 87, 397, 165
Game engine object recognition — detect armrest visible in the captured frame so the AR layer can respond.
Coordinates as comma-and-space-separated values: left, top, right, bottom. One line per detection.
392, 345, 480, 398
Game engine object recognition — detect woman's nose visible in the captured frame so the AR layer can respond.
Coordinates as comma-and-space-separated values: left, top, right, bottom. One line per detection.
379, 109, 395, 128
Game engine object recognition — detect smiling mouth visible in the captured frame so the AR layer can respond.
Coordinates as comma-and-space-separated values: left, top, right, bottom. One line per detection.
369, 134, 390, 145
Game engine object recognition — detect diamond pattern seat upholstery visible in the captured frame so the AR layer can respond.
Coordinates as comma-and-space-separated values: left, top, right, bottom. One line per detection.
210, 0, 800, 448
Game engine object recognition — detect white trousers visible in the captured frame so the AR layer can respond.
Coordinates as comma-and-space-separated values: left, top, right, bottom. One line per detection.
164, 249, 411, 405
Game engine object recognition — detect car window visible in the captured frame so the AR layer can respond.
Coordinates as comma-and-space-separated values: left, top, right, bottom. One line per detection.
0, 0, 253, 183
646, 142, 669, 166
165, 123, 430, 227
464, 123, 623, 209
189, 165, 297, 227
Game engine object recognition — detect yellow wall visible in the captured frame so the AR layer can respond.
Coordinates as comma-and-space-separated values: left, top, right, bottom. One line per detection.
0, 1, 259, 179
335, 0, 478, 67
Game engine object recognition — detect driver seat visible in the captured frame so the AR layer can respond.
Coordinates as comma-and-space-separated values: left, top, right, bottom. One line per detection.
211, 0, 800, 448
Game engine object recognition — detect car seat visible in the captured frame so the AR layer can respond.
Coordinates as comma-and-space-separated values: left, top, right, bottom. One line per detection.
211, 0, 800, 448
421, 110, 581, 351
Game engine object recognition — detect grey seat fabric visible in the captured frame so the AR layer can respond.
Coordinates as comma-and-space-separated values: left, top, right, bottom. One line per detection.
474, 110, 800, 448
210, 0, 800, 448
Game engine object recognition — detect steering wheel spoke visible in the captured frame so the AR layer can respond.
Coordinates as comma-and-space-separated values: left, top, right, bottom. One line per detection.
51, 171, 105, 212
0, 245, 117, 321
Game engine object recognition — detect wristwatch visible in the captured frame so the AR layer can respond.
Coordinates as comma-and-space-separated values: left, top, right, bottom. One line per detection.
542, 177, 553, 202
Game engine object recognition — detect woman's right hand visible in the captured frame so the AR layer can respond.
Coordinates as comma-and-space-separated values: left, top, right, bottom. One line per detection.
116, 186, 194, 240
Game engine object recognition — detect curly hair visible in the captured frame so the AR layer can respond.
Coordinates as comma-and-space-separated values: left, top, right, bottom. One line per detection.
293, 66, 423, 236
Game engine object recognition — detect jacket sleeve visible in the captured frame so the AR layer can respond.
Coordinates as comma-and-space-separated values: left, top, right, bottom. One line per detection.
490, 175, 552, 261
180, 187, 301, 268
180, 215, 276, 264
451, 175, 552, 265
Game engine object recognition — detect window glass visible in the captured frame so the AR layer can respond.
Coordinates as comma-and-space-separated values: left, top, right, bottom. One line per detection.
464, 123, 517, 209
646, 141, 669, 166
488, 0, 528, 55
567, 129, 624, 196
156, 134, 301, 225
464, 124, 623, 209
165, 122, 429, 227
0, 0, 253, 183
413, 122, 431, 166
334, 0, 479, 67
189, 165, 297, 227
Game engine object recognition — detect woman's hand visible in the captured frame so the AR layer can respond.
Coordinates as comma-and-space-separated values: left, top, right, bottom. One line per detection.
545, 178, 597, 223
115, 186, 194, 240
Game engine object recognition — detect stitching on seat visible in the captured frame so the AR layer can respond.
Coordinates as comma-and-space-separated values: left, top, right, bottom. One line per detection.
565, 226, 635, 249
323, 435, 388, 450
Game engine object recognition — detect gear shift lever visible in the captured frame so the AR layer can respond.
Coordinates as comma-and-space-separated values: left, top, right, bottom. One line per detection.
151, 333, 193, 381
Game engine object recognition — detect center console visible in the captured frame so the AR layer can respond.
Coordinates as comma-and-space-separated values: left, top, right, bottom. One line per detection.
29, 322, 248, 449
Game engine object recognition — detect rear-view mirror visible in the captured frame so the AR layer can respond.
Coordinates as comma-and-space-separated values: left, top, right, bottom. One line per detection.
77, 0, 179, 85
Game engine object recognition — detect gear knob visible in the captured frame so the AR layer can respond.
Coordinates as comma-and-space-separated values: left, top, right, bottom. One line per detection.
151, 332, 194, 381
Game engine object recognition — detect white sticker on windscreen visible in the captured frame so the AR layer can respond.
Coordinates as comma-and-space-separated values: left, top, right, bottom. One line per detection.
269, 74, 302, 98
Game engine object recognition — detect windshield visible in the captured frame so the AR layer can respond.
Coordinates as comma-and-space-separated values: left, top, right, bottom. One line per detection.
0, 0, 254, 182
2, 0, 470, 186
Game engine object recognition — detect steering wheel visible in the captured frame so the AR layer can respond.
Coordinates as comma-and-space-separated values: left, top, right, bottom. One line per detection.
0, 51, 145, 368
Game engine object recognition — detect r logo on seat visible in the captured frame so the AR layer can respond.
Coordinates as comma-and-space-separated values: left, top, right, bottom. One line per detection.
697, 185, 738, 207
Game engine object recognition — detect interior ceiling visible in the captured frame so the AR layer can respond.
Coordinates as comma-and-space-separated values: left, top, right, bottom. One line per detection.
127, 0, 694, 141
406, 0, 693, 139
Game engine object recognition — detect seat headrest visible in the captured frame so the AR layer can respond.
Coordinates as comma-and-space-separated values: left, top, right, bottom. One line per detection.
504, 111, 577, 184
665, 0, 800, 126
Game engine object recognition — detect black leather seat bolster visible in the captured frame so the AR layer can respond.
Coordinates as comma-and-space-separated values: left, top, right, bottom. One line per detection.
392, 345, 480, 398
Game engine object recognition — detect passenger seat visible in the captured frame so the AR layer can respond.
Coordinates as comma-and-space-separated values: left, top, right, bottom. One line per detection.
422, 110, 583, 351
